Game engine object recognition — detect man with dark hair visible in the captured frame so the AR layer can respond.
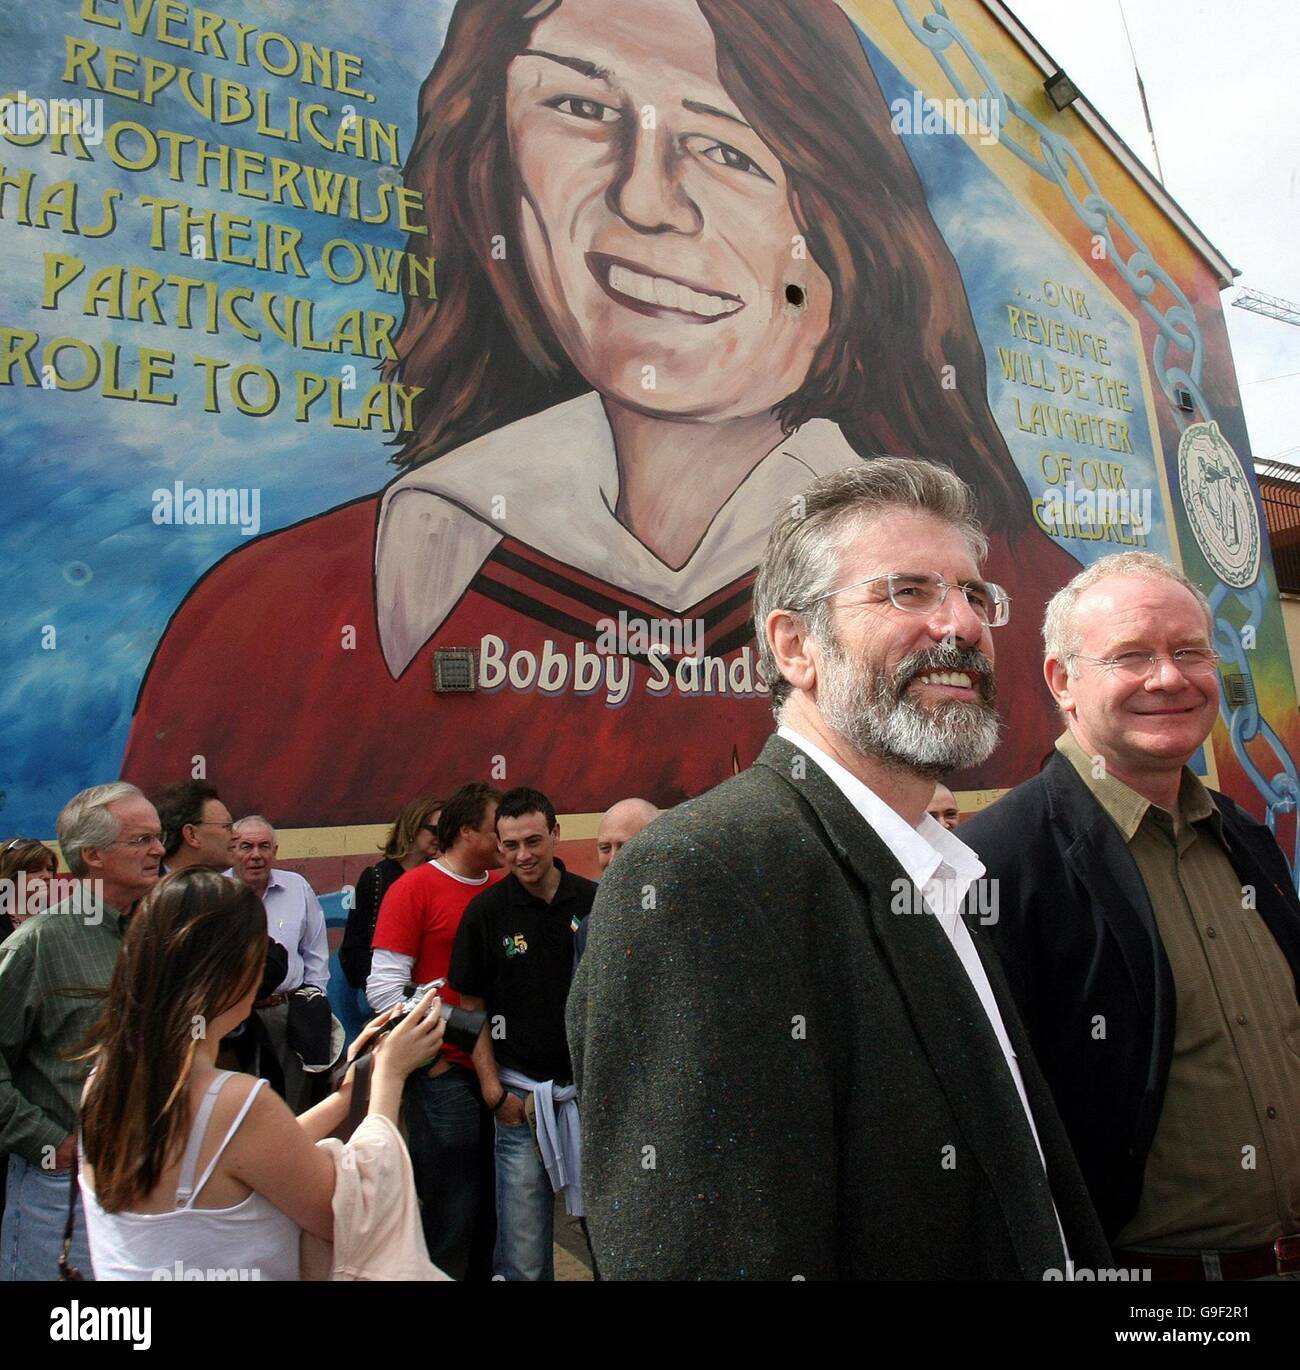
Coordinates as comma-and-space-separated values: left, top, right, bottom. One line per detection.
151, 781, 233, 872
568, 458, 1109, 1279
368, 781, 504, 1279
451, 787, 596, 1280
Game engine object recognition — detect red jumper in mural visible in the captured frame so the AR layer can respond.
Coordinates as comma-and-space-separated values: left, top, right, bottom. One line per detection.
124, 0, 1081, 826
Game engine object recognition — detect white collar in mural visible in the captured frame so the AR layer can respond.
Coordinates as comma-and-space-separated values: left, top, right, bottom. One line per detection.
374, 391, 861, 676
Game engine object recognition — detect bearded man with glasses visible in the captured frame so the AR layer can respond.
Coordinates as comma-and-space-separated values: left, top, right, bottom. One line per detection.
962, 551, 1300, 1280
568, 458, 1109, 1280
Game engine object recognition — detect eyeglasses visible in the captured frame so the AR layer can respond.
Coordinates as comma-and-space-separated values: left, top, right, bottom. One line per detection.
804, 572, 1011, 627
110, 832, 165, 849
192, 820, 234, 832
1071, 648, 1220, 681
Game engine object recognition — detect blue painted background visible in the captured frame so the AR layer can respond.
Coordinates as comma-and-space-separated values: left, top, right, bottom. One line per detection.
0, 2, 1171, 834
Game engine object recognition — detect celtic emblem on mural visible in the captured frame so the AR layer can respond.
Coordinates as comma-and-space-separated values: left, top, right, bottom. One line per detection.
1178, 422, 1261, 590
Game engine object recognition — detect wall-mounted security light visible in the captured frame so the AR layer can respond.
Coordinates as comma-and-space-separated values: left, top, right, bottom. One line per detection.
1044, 70, 1080, 112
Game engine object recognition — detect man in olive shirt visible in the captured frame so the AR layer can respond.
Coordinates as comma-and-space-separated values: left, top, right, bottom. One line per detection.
963, 552, 1300, 1280
0, 783, 163, 1281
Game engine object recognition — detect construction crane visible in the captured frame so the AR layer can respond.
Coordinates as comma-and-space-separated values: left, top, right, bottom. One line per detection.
1232, 288, 1300, 327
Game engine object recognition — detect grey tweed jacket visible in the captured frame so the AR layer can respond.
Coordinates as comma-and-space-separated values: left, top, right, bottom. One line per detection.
566, 734, 1110, 1280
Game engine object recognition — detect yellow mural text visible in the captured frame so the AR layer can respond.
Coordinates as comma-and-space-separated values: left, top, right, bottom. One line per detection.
0, 326, 177, 404
42, 251, 399, 359
79, 0, 372, 100
0, 163, 121, 236
999, 281, 1150, 548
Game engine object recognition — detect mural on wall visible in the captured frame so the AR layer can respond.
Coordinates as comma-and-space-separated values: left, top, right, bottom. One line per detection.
1, 0, 1295, 859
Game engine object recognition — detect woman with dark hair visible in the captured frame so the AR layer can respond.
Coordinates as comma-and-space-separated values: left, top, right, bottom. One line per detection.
339, 796, 443, 992
0, 839, 61, 943
77, 869, 444, 1280
123, 0, 1080, 828
0, 838, 62, 1219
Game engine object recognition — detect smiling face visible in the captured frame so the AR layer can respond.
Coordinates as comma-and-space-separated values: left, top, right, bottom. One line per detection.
506, 0, 831, 419
812, 511, 1000, 778
497, 811, 559, 890
1046, 575, 1219, 777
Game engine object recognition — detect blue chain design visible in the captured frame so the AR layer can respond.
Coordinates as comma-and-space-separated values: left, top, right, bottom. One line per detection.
893, 0, 1299, 882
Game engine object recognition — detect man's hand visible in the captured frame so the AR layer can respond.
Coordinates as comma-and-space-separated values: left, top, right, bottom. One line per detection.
54, 1133, 77, 1172
495, 1091, 527, 1128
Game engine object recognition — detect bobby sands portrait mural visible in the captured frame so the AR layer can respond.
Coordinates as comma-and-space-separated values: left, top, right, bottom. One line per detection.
121, 0, 1081, 826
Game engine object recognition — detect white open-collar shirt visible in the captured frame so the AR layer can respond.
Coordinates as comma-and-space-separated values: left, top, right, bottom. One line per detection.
778, 726, 1067, 1260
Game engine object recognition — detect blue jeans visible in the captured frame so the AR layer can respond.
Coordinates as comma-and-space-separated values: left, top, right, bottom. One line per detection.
494, 1088, 554, 1281
403, 1066, 495, 1281
1, 1154, 94, 1282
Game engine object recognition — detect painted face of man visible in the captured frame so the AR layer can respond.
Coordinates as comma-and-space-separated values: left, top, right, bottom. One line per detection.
812, 511, 1001, 778
497, 811, 559, 890
506, 0, 832, 421
1047, 575, 1219, 779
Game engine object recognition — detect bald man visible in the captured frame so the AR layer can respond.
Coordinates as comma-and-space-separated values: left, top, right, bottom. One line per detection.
578, 800, 660, 962
595, 798, 660, 874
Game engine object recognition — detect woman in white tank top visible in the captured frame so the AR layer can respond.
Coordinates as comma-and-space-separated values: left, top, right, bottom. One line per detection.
77, 869, 446, 1281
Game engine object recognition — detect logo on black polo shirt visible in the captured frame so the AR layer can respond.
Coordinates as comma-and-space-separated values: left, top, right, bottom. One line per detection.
502, 933, 528, 957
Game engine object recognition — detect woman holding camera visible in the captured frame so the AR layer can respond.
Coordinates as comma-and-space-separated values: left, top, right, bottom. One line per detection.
77, 868, 445, 1280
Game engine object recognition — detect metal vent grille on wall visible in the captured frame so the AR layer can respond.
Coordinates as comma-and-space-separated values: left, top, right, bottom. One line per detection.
433, 648, 477, 693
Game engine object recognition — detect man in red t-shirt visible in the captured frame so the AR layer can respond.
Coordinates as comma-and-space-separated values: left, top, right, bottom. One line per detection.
368, 781, 504, 1280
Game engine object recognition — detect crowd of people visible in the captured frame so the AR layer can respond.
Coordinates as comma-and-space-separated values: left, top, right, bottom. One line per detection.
1, 457, 1297, 1283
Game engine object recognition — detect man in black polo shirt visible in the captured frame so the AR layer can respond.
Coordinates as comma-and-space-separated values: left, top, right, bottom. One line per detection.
451, 787, 596, 1281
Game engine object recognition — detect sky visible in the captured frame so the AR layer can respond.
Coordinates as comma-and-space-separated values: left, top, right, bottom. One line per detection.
1008, 0, 1300, 467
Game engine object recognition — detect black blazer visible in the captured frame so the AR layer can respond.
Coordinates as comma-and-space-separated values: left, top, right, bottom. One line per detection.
961, 750, 1300, 1242
566, 735, 1109, 1279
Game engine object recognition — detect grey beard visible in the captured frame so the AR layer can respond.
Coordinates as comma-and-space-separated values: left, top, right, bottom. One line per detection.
817, 638, 1001, 779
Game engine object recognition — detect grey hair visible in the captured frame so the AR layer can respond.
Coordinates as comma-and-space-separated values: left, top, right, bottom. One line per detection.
232, 815, 277, 841
1042, 551, 1214, 675
57, 782, 146, 876
753, 458, 988, 716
